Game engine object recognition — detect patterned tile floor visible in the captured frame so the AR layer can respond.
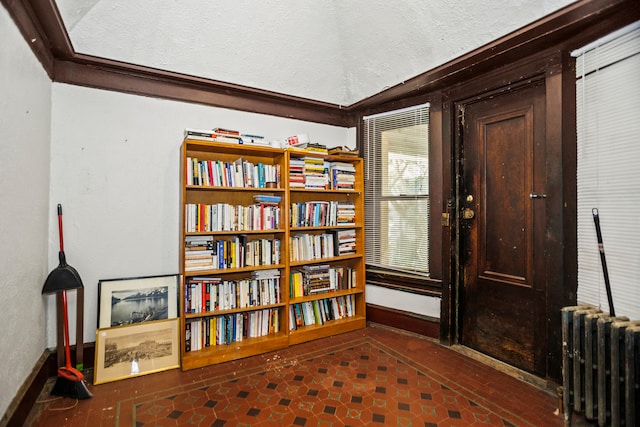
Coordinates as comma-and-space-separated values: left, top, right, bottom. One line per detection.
28, 324, 566, 426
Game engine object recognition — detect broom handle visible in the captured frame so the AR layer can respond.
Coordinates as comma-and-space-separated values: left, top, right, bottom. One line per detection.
57, 204, 64, 252
61, 289, 73, 370
592, 208, 615, 316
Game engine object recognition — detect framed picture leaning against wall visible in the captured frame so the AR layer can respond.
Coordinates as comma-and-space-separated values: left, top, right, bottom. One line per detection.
97, 274, 179, 329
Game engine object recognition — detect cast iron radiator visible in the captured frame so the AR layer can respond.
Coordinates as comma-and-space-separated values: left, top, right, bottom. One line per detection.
561, 305, 640, 426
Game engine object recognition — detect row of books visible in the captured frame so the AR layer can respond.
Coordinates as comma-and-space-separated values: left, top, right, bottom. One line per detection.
290, 233, 334, 262
288, 157, 356, 190
185, 308, 281, 352
290, 201, 355, 228
289, 229, 356, 262
185, 270, 281, 314
185, 200, 281, 232
290, 264, 356, 297
185, 235, 281, 271
187, 156, 280, 188
288, 295, 356, 330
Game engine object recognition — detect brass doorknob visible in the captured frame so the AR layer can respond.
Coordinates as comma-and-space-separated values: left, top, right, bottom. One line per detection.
462, 208, 475, 219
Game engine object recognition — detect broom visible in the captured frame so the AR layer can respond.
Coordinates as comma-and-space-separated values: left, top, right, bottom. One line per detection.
50, 289, 92, 399
43, 204, 92, 399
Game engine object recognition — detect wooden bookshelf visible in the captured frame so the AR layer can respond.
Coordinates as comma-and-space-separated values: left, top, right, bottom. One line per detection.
285, 150, 366, 345
179, 139, 289, 370
179, 139, 365, 370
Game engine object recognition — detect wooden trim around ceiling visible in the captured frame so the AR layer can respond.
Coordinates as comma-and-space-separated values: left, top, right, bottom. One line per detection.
351, 0, 640, 115
53, 58, 355, 127
3, 0, 638, 124
2, 0, 55, 79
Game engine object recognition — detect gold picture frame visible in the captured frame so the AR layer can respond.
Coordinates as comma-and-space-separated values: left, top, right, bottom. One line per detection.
94, 318, 180, 385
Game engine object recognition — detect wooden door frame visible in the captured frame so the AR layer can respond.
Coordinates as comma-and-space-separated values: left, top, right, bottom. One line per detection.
440, 48, 577, 383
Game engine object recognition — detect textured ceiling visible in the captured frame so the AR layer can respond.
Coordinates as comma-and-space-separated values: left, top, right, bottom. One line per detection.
55, 0, 576, 106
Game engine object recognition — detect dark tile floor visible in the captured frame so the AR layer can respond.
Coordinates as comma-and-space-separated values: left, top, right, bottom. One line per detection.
28, 323, 568, 426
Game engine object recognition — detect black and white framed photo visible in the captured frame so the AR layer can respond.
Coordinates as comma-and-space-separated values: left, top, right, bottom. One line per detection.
94, 318, 180, 385
98, 274, 179, 329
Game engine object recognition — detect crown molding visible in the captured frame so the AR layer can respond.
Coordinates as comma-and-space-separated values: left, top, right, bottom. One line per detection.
3, 0, 638, 126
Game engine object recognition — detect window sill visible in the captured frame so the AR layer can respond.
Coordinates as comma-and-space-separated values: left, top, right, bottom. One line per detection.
365, 269, 442, 298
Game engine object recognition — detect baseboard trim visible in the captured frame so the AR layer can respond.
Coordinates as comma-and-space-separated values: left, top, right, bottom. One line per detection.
1, 344, 94, 427
1, 350, 53, 427
366, 303, 440, 339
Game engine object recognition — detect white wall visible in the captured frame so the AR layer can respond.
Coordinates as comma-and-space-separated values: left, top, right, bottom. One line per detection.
49, 84, 355, 346
0, 7, 52, 419
366, 285, 440, 318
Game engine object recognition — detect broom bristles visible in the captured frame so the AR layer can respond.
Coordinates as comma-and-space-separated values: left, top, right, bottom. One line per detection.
51, 366, 93, 399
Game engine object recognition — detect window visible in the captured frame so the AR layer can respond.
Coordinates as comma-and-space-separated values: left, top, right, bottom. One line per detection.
574, 21, 640, 320
363, 103, 430, 280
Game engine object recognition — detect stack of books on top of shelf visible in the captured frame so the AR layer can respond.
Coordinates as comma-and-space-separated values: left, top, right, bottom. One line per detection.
185, 235, 215, 271
287, 141, 328, 155
328, 146, 359, 156
184, 128, 243, 144
184, 128, 269, 146
305, 143, 328, 155
328, 161, 356, 190
304, 157, 329, 189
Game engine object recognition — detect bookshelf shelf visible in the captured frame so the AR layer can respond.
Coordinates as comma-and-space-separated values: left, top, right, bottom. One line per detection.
183, 264, 287, 277
290, 225, 362, 232
184, 302, 287, 319
181, 333, 289, 370
289, 254, 362, 267
288, 288, 363, 304
186, 185, 286, 192
288, 316, 367, 346
179, 139, 365, 370
186, 229, 286, 236
290, 188, 360, 194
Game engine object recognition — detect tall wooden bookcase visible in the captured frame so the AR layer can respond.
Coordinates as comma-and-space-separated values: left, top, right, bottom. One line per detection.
286, 148, 366, 345
179, 139, 365, 370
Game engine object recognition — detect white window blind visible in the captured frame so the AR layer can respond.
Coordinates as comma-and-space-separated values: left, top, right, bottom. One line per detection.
575, 21, 640, 320
363, 103, 430, 276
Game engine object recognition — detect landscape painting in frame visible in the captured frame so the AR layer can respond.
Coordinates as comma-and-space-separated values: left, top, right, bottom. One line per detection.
94, 318, 180, 385
98, 274, 178, 329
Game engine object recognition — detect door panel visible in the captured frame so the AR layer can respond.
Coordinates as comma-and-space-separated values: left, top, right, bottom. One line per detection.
460, 81, 547, 375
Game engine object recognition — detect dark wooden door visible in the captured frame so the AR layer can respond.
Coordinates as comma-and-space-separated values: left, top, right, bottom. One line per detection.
459, 81, 547, 376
